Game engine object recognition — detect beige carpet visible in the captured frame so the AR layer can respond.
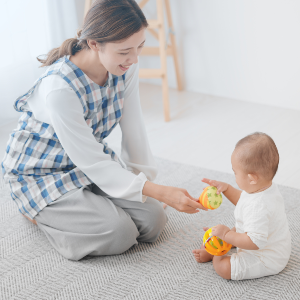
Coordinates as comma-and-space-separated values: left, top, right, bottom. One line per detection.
1, 158, 300, 300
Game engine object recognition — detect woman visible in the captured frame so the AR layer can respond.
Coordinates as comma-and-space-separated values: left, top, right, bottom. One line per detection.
2, 0, 206, 261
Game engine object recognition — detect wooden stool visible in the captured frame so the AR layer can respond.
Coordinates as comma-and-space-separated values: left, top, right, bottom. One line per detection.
139, 0, 182, 122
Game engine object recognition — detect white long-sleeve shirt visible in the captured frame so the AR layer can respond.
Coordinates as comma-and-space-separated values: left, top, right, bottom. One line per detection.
26, 62, 157, 203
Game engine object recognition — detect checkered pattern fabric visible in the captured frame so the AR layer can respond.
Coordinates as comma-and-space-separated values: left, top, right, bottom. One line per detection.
2, 56, 126, 220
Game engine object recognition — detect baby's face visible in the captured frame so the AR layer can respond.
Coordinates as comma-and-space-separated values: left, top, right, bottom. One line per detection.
231, 150, 253, 192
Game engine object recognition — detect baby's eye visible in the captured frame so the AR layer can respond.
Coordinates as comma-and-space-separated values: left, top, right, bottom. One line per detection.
119, 53, 129, 56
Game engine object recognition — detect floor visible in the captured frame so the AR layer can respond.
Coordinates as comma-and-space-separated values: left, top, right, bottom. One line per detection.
1, 82, 299, 189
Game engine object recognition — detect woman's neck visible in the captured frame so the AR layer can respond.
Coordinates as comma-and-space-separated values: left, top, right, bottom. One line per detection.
69, 49, 108, 86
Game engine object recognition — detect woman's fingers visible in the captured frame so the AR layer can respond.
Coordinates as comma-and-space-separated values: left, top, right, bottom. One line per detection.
185, 197, 208, 211
185, 190, 200, 202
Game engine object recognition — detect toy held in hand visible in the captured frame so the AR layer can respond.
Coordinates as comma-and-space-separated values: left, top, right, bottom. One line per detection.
199, 186, 222, 210
203, 227, 232, 256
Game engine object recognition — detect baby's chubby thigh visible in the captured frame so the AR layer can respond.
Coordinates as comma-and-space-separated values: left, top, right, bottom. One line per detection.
230, 250, 269, 280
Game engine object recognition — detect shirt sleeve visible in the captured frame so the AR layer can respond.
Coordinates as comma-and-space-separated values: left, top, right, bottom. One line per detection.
119, 62, 158, 181
242, 197, 270, 249
45, 86, 148, 203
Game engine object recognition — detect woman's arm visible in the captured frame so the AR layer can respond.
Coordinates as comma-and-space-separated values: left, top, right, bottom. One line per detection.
46, 86, 148, 203
120, 62, 207, 213
119, 62, 157, 181
142, 181, 208, 214
45, 78, 207, 214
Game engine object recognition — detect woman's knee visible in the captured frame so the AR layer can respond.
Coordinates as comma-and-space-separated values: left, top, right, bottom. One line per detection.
138, 198, 168, 243
110, 212, 139, 241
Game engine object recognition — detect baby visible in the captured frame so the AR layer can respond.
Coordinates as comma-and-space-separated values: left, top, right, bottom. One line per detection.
193, 132, 291, 280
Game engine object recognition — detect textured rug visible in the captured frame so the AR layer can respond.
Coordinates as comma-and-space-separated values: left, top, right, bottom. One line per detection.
1, 158, 300, 300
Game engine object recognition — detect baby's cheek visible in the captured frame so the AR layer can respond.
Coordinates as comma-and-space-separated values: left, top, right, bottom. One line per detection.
235, 176, 244, 189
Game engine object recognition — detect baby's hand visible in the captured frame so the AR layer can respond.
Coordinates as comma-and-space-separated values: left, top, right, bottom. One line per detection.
202, 178, 229, 195
211, 224, 231, 240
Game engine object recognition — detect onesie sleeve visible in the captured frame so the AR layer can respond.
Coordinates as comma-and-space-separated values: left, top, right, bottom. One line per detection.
119, 62, 158, 181
45, 86, 148, 203
242, 197, 270, 249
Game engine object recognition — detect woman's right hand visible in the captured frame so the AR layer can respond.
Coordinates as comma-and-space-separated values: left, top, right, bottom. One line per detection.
143, 181, 207, 214
201, 178, 229, 195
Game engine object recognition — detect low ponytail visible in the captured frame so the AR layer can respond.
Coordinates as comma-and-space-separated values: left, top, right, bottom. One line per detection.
37, 29, 82, 67
37, 0, 148, 67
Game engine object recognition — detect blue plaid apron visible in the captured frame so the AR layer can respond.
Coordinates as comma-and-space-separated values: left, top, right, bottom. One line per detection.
1, 55, 126, 220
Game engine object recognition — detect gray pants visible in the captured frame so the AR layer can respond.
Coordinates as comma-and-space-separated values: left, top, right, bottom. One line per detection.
35, 184, 167, 261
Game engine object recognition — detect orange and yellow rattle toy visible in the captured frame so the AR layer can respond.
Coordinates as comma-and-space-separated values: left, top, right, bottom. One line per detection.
203, 227, 232, 256
199, 186, 222, 210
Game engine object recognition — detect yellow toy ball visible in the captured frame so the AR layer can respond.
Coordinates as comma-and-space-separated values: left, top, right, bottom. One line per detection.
199, 186, 222, 210
203, 227, 232, 256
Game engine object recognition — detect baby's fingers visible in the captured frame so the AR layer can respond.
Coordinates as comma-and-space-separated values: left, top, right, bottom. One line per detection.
201, 178, 212, 185
216, 187, 223, 194
202, 178, 218, 188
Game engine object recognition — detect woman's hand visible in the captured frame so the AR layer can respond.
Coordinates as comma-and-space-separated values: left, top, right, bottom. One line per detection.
143, 181, 207, 214
201, 178, 229, 195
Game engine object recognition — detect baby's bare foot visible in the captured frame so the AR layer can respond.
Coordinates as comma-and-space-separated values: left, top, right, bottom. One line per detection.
192, 248, 214, 263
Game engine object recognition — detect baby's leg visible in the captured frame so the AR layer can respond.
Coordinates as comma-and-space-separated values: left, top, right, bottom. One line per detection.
231, 227, 236, 248
213, 255, 231, 280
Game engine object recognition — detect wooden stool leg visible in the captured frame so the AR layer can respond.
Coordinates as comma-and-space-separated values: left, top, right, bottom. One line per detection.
157, 0, 170, 122
164, 0, 183, 91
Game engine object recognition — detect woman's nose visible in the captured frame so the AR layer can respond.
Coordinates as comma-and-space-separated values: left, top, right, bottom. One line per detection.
128, 52, 138, 64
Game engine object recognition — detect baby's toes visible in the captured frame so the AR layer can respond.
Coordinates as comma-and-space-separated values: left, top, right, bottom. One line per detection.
193, 249, 202, 254
192, 249, 202, 263
195, 256, 201, 263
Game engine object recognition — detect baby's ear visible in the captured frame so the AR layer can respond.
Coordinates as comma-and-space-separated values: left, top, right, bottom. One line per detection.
248, 173, 258, 185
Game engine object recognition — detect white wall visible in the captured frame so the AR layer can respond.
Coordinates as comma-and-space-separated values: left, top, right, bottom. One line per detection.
139, 0, 300, 110
0, 0, 85, 126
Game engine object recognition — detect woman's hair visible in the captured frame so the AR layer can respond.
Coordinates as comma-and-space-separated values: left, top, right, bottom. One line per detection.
37, 0, 148, 67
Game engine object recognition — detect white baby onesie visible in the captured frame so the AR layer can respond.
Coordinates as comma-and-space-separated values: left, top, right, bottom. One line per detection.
230, 183, 291, 280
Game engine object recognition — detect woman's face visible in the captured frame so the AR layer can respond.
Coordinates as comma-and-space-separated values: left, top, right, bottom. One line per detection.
98, 28, 146, 76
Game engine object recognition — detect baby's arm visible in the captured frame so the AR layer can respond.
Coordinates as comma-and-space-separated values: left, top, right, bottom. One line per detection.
202, 178, 242, 206
212, 225, 259, 250
224, 231, 258, 250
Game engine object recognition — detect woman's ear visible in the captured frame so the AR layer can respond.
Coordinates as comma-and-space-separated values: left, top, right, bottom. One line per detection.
87, 40, 99, 51
248, 173, 258, 185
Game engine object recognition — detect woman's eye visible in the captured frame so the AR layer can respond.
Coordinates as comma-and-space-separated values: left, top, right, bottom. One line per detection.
120, 53, 129, 55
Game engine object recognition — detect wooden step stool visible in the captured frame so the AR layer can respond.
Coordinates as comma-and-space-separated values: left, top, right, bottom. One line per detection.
139, 0, 182, 122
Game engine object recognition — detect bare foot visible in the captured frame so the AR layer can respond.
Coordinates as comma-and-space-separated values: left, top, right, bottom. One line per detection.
192, 247, 214, 263
192, 226, 214, 263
